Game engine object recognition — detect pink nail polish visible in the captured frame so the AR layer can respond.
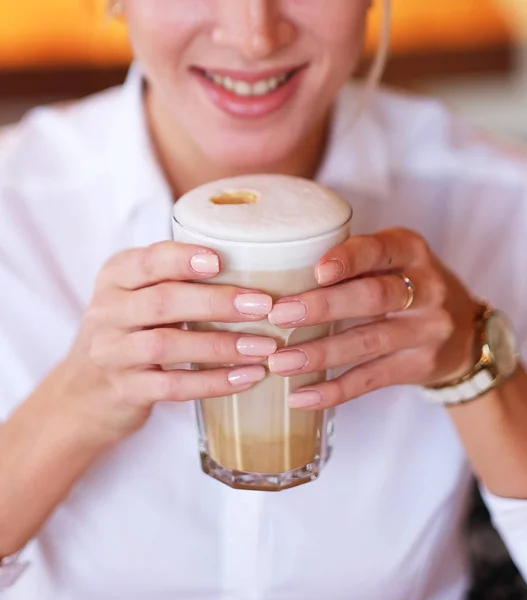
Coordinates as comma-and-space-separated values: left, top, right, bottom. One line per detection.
288, 390, 322, 409
268, 301, 307, 325
316, 260, 344, 285
235, 293, 273, 316
236, 337, 278, 357
228, 366, 266, 386
268, 350, 307, 373
190, 253, 220, 275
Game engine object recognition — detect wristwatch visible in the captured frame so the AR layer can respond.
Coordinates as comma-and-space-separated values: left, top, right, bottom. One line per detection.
423, 303, 520, 406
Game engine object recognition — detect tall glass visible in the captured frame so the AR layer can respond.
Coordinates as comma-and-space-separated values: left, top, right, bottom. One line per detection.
173, 177, 351, 491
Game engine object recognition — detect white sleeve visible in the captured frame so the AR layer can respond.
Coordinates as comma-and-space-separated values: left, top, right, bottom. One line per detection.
481, 487, 527, 580
0, 553, 30, 591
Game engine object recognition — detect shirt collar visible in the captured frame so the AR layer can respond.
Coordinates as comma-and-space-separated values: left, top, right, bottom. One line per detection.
108, 65, 391, 222
108, 64, 173, 223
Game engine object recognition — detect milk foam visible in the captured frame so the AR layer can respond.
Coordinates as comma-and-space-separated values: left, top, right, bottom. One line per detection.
173, 174, 351, 243
173, 175, 352, 271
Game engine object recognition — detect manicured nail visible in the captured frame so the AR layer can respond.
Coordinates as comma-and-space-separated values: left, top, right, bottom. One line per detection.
316, 260, 344, 285
268, 350, 308, 373
268, 301, 307, 325
234, 293, 273, 316
236, 337, 277, 357
190, 252, 219, 275
228, 366, 266, 386
288, 390, 323, 409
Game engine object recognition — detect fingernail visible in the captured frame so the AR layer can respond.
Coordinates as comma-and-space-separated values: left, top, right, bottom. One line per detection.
288, 390, 323, 409
268, 350, 307, 373
236, 337, 277, 357
190, 253, 219, 275
316, 260, 344, 285
235, 293, 273, 316
228, 366, 266, 386
268, 301, 307, 325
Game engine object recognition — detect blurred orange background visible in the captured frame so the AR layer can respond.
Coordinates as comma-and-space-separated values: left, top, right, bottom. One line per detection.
0, 0, 517, 71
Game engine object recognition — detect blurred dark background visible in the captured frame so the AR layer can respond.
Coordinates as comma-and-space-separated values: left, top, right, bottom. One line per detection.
2, 0, 527, 137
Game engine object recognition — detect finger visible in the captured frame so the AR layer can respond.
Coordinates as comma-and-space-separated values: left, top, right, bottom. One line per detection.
268, 312, 451, 375
97, 241, 221, 291
315, 228, 429, 286
269, 271, 427, 327
112, 283, 273, 328
120, 365, 267, 406
286, 347, 437, 410
94, 328, 278, 369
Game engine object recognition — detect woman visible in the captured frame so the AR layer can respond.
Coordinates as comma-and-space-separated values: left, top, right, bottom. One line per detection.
0, 1, 526, 598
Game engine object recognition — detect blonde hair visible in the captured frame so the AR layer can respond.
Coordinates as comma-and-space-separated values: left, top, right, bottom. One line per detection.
349, 0, 391, 126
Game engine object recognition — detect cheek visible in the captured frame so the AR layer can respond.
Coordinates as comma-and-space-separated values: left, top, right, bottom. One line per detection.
126, 15, 175, 71
292, 2, 370, 77
320, 11, 368, 56
288, 7, 369, 136
124, 2, 204, 73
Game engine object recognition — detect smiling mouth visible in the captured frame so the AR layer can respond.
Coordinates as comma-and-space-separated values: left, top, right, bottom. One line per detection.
194, 67, 301, 98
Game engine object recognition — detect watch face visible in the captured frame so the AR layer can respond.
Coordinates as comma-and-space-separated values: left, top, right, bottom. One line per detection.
486, 311, 519, 377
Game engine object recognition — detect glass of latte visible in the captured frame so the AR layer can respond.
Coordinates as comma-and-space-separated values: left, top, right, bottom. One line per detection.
173, 175, 352, 491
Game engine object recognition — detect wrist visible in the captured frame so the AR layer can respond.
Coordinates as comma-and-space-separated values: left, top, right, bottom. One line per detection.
33, 364, 123, 450
434, 301, 481, 387
49, 359, 151, 446
424, 302, 520, 407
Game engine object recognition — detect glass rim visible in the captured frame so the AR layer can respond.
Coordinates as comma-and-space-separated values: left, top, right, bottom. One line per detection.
172, 212, 352, 249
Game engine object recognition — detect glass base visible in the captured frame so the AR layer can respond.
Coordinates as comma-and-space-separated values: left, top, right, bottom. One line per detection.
200, 451, 322, 491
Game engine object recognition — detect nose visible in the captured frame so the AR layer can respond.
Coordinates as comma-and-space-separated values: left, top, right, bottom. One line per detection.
213, 0, 296, 60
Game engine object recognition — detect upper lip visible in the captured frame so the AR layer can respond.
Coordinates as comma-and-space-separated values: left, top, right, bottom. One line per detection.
192, 65, 305, 83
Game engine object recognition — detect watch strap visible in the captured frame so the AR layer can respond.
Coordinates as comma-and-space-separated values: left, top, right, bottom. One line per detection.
423, 369, 496, 406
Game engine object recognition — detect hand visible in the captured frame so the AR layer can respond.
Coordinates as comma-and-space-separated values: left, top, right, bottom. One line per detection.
54, 241, 276, 440
267, 228, 479, 409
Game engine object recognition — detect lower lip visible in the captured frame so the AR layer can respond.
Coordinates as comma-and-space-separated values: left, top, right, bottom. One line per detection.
193, 69, 304, 119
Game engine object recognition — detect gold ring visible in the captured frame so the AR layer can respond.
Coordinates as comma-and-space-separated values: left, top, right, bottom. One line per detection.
396, 273, 415, 311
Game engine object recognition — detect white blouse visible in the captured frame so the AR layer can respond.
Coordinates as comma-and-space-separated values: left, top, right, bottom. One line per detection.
1, 67, 527, 600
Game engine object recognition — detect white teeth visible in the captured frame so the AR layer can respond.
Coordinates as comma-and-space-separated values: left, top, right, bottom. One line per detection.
252, 80, 271, 96
204, 71, 292, 97
233, 81, 252, 96
267, 77, 279, 91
